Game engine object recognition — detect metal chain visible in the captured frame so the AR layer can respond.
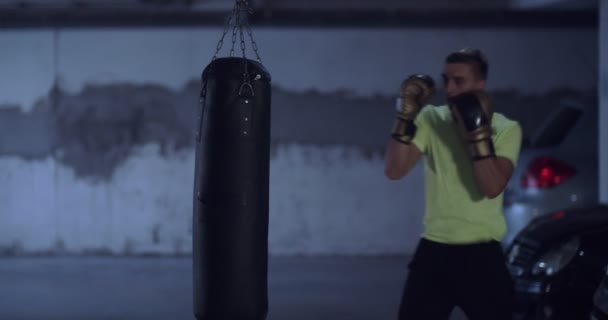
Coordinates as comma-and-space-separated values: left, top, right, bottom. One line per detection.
229, 15, 239, 57
212, 1, 239, 60
243, 3, 262, 63
238, 12, 248, 74
209, 0, 260, 98
239, 24, 246, 59
240, 0, 262, 63
245, 24, 262, 63
211, 0, 263, 63
202, 0, 255, 142
239, 20, 253, 97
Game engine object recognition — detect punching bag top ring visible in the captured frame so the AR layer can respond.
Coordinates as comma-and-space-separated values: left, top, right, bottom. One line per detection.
202, 57, 271, 83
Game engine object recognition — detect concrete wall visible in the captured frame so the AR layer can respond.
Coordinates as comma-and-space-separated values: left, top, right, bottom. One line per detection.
0, 26, 598, 256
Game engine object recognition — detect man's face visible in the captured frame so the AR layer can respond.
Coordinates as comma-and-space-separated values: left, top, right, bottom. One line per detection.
442, 63, 486, 98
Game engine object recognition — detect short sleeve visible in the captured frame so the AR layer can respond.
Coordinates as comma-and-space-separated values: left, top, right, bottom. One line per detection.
411, 106, 433, 154
494, 121, 523, 166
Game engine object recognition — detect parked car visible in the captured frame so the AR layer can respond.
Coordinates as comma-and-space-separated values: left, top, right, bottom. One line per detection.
502, 103, 598, 247
592, 264, 608, 320
505, 205, 608, 320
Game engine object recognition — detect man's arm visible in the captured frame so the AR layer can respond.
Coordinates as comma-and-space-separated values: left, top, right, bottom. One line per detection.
449, 91, 521, 198
384, 139, 422, 180
383, 74, 434, 180
472, 156, 514, 199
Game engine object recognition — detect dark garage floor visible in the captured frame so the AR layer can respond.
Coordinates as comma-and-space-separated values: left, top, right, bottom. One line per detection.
0, 256, 468, 320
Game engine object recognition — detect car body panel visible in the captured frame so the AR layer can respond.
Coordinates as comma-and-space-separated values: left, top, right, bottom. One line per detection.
506, 206, 608, 320
592, 265, 608, 319
502, 104, 598, 247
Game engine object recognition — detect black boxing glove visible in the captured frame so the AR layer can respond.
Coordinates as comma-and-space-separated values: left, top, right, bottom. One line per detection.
391, 74, 435, 144
448, 90, 495, 161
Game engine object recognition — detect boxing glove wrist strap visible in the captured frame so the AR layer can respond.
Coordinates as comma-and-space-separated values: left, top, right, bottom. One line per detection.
469, 138, 496, 161
391, 117, 417, 145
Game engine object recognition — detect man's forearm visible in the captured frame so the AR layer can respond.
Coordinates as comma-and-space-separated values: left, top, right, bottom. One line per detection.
384, 139, 421, 180
472, 157, 513, 199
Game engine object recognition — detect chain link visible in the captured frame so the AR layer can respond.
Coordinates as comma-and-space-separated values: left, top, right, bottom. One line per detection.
230, 5, 241, 57
239, 21, 253, 97
241, 0, 262, 63
229, 23, 238, 57
239, 27, 246, 59
245, 23, 262, 63
243, 2, 262, 63
212, 3, 239, 61
212, 0, 263, 63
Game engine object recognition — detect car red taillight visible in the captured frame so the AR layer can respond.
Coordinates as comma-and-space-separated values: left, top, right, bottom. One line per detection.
549, 211, 566, 220
520, 156, 577, 189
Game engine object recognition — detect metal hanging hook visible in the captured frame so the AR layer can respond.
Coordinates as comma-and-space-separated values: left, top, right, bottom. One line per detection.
238, 82, 255, 98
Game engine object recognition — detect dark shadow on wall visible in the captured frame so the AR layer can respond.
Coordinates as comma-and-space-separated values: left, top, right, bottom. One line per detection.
0, 80, 597, 181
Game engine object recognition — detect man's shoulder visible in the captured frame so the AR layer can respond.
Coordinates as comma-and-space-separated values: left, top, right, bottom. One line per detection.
419, 105, 452, 122
492, 112, 521, 131
421, 106, 520, 127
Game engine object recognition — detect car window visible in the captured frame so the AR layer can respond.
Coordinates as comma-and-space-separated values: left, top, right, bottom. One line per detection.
528, 106, 583, 148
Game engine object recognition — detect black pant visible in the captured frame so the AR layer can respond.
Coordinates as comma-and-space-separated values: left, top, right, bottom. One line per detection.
398, 238, 514, 320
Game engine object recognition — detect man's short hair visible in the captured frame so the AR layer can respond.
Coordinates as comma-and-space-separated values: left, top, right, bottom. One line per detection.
445, 48, 489, 80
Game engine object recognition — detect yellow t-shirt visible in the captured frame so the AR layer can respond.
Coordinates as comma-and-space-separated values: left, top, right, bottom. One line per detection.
411, 105, 523, 244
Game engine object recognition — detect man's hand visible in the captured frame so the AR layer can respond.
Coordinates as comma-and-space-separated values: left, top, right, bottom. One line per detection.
448, 90, 495, 161
391, 74, 435, 144
449, 91, 515, 198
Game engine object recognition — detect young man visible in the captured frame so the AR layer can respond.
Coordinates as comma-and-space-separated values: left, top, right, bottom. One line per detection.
384, 48, 522, 320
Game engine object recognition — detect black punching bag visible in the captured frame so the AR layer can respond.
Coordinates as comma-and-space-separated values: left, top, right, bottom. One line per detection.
193, 57, 271, 320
